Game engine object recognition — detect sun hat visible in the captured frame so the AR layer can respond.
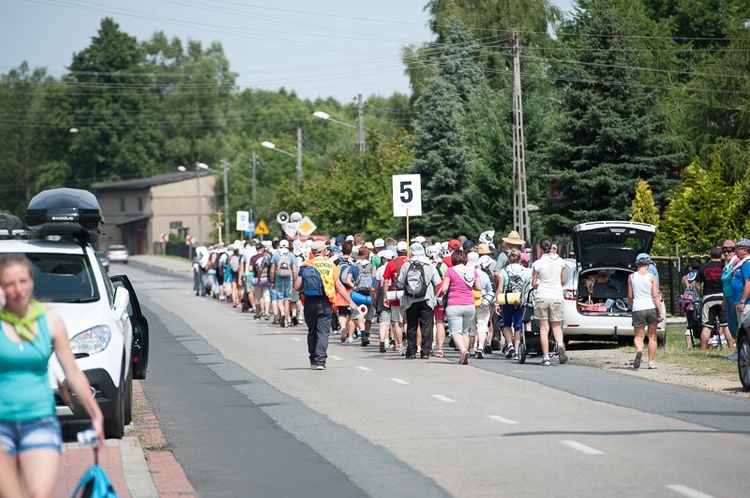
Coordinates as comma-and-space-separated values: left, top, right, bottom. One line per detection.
479, 230, 495, 245
410, 242, 425, 257
311, 241, 326, 253
412, 235, 427, 244
448, 239, 461, 250
737, 238, 750, 249
722, 239, 736, 249
478, 255, 495, 270
502, 230, 525, 245
476, 243, 492, 255
635, 253, 652, 264
396, 241, 408, 252
365, 241, 374, 250
374, 238, 385, 248
466, 251, 480, 268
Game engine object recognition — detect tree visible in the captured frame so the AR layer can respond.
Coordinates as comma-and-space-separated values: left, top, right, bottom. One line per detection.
629, 180, 660, 226
543, 0, 681, 233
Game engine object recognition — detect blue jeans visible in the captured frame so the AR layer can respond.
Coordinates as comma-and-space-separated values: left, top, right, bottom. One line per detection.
0, 416, 62, 456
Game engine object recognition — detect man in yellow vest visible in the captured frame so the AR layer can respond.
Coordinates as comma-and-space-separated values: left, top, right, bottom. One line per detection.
294, 241, 356, 370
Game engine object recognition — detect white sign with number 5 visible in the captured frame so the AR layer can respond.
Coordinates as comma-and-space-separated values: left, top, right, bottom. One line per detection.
392, 174, 422, 217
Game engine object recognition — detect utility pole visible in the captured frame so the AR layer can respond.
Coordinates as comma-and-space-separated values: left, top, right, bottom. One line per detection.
251, 151, 257, 205
296, 128, 303, 182
511, 28, 531, 246
221, 159, 230, 240
195, 162, 203, 245
357, 94, 366, 153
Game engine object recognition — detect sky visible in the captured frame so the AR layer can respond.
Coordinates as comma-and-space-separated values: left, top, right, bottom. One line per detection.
1, 0, 574, 104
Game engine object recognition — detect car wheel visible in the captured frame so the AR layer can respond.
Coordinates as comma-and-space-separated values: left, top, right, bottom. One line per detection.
518, 342, 527, 364
105, 367, 126, 439
738, 333, 750, 391
124, 368, 133, 426
657, 332, 667, 348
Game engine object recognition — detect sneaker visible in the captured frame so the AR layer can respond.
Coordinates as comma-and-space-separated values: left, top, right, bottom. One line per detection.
648, 361, 658, 369
469, 348, 476, 357
346, 337, 355, 344
361, 338, 370, 347
263, 313, 270, 321
556, 343, 568, 364
501, 344, 511, 356
484, 343, 492, 354
291, 316, 299, 326
253, 314, 260, 320
476, 349, 484, 359
505, 347, 516, 359
541, 357, 551, 366
633, 350, 643, 369
340, 329, 347, 343
310, 362, 316, 369
379, 341, 386, 353
420, 352, 429, 359
316, 364, 326, 370
512, 352, 519, 361
280, 315, 286, 328
436, 349, 444, 358
272, 315, 279, 325
460, 351, 469, 365
398, 344, 405, 357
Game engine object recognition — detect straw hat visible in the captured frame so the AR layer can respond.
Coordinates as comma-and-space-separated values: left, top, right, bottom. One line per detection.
502, 230, 524, 245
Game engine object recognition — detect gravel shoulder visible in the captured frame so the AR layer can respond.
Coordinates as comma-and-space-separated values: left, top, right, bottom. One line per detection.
568, 343, 749, 398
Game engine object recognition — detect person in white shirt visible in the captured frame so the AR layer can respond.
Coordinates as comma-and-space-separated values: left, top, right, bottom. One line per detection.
628, 253, 663, 369
531, 237, 569, 366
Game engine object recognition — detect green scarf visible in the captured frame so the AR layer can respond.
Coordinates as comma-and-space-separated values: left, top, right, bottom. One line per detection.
0, 300, 46, 342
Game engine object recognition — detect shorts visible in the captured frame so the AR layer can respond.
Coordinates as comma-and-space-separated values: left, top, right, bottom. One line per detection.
533, 298, 564, 322
254, 285, 270, 303
433, 305, 445, 323
501, 304, 523, 331
269, 286, 278, 302
446, 304, 476, 336
275, 279, 293, 300
378, 309, 392, 324
632, 308, 658, 328
244, 275, 254, 293
338, 306, 352, 318
0, 416, 62, 456
701, 296, 727, 329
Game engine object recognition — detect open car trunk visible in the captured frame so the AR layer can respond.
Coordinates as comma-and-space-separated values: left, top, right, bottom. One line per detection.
575, 267, 632, 316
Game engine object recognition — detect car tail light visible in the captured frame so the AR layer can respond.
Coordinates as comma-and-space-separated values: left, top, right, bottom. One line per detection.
563, 288, 575, 300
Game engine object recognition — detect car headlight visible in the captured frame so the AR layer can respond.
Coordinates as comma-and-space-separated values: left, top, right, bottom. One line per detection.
70, 325, 112, 355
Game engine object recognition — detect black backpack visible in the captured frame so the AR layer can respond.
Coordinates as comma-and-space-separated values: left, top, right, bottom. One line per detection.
403, 261, 428, 298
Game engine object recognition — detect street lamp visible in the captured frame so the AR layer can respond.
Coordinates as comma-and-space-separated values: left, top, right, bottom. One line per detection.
261, 129, 302, 182
178, 162, 209, 245
313, 94, 366, 153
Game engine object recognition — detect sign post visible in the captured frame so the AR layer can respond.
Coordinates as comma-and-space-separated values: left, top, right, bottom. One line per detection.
392, 174, 422, 256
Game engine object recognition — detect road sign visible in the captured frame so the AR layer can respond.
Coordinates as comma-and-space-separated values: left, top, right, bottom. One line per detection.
297, 216, 317, 236
290, 211, 302, 223
282, 222, 299, 238
236, 211, 249, 231
276, 212, 289, 224
169, 221, 182, 229
392, 174, 422, 217
255, 220, 269, 235
160, 233, 168, 243
186, 235, 195, 246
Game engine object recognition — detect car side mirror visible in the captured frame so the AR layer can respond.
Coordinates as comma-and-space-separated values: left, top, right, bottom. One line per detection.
113, 286, 130, 319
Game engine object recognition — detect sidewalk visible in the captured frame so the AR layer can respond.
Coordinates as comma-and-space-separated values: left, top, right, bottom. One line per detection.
128, 255, 193, 276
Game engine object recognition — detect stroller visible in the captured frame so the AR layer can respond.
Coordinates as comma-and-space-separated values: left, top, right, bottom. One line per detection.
517, 282, 563, 364
681, 288, 726, 348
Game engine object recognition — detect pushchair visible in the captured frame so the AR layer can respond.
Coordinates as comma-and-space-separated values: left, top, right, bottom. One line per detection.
681, 289, 726, 349
517, 282, 563, 364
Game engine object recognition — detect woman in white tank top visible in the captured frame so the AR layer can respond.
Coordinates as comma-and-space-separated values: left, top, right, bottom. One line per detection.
627, 253, 663, 369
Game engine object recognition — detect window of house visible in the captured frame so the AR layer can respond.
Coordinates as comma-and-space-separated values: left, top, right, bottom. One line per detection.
120, 198, 125, 212
137, 197, 143, 212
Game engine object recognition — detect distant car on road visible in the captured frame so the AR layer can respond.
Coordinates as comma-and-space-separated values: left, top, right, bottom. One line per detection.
107, 244, 129, 264
96, 251, 110, 272
737, 313, 750, 390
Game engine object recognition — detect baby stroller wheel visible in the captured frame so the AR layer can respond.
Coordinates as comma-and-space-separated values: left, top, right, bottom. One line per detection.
518, 342, 527, 364
491, 337, 502, 351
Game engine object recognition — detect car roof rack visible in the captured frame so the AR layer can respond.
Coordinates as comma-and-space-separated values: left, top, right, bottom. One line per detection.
25, 188, 104, 242
0, 213, 35, 237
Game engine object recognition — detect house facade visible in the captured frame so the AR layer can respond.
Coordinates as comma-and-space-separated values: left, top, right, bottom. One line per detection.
95, 171, 216, 254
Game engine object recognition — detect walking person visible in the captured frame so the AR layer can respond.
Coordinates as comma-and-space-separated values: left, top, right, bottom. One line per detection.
441, 249, 483, 365
270, 240, 298, 328
0, 254, 104, 498
295, 241, 356, 370
628, 253, 663, 369
530, 237, 569, 366
397, 243, 441, 359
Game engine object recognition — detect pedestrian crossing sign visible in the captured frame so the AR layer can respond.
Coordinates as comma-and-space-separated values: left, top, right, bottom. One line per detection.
255, 220, 269, 235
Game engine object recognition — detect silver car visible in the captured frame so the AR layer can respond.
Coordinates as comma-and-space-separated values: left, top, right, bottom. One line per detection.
561, 221, 667, 345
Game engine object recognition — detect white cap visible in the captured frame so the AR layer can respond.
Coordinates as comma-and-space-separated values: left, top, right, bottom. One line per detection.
396, 241, 408, 252
279, 240, 289, 248
346, 235, 354, 242
411, 235, 426, 243
374, 238, 385, 248
378, 249, 396, 260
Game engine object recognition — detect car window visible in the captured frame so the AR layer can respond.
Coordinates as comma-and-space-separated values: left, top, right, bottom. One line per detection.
577, 234, 651, 263
25, 253, 101, 304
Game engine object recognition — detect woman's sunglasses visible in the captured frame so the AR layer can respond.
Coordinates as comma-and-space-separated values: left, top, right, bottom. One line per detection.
723, 248, 735, 253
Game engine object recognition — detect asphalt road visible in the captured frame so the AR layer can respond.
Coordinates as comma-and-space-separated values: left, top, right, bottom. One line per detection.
121, 262, 750, 498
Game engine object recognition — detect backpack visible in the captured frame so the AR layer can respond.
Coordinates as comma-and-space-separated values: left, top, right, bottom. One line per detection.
299, 265, 324, 296
506, 264, 525, 293
393, 259, 404, 290
403, 261, 428, 298
354, 261, 374, 293
255, 253, 271, 278
338, 258, 354, 288
680, 288, 699, 313
276, 253, 292, 278
71, 464, 118, 498
230, 255, 240, 273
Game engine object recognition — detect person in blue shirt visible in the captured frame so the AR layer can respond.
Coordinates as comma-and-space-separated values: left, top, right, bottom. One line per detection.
270, 240, 298, 328
730, 238, 750, 327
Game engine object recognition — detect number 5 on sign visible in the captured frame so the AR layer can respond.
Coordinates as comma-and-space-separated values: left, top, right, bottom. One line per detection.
392, 174, 422, 217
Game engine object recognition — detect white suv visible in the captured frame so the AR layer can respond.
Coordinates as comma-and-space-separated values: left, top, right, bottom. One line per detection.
0, 188, 149, 438
561, 221, 666, 345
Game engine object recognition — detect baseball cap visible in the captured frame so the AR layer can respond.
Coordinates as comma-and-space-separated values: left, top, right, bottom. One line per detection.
345, 235, 354, 242
396, 241, 408, 253
255, 243, 264, 250
311, 241, 326, 253
410, 242, 425, 257
330, 245, 341, 253
279, 239, 289, 248
374, 238, 385, 248
722, 239, 736, 248
635, 253, 652, 264
463, 240, 476, 251
448, 239, 461, 250
412, 235, 426, 243
378, 249, 396, 260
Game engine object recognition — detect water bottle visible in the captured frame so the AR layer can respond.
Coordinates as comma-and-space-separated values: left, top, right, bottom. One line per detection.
77, 428, 99, 445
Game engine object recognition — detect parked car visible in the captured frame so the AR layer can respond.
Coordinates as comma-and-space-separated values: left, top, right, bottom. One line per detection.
561, 221, 667, 345
0, 188, 149, 439
737, 313, 750, 390
107, 244, 129, 264
96, 251, 110, 272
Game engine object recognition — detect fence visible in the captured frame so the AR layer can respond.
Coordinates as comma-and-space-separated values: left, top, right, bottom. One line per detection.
152, 242, 194, 260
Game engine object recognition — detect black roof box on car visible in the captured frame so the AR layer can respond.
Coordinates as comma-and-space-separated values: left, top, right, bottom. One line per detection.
25, 188, 104, 237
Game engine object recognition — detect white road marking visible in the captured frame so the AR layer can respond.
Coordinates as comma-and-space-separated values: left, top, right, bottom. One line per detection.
275, 330, 282, 334
431, 394, 456, 403
390, 378, 409, 385
486, 415, 519, 425
291, 337, 302, 342
560, 440, 603, 455
665, 485, 716, 498
357, 366, 373, 372
329, 355, 343, 361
